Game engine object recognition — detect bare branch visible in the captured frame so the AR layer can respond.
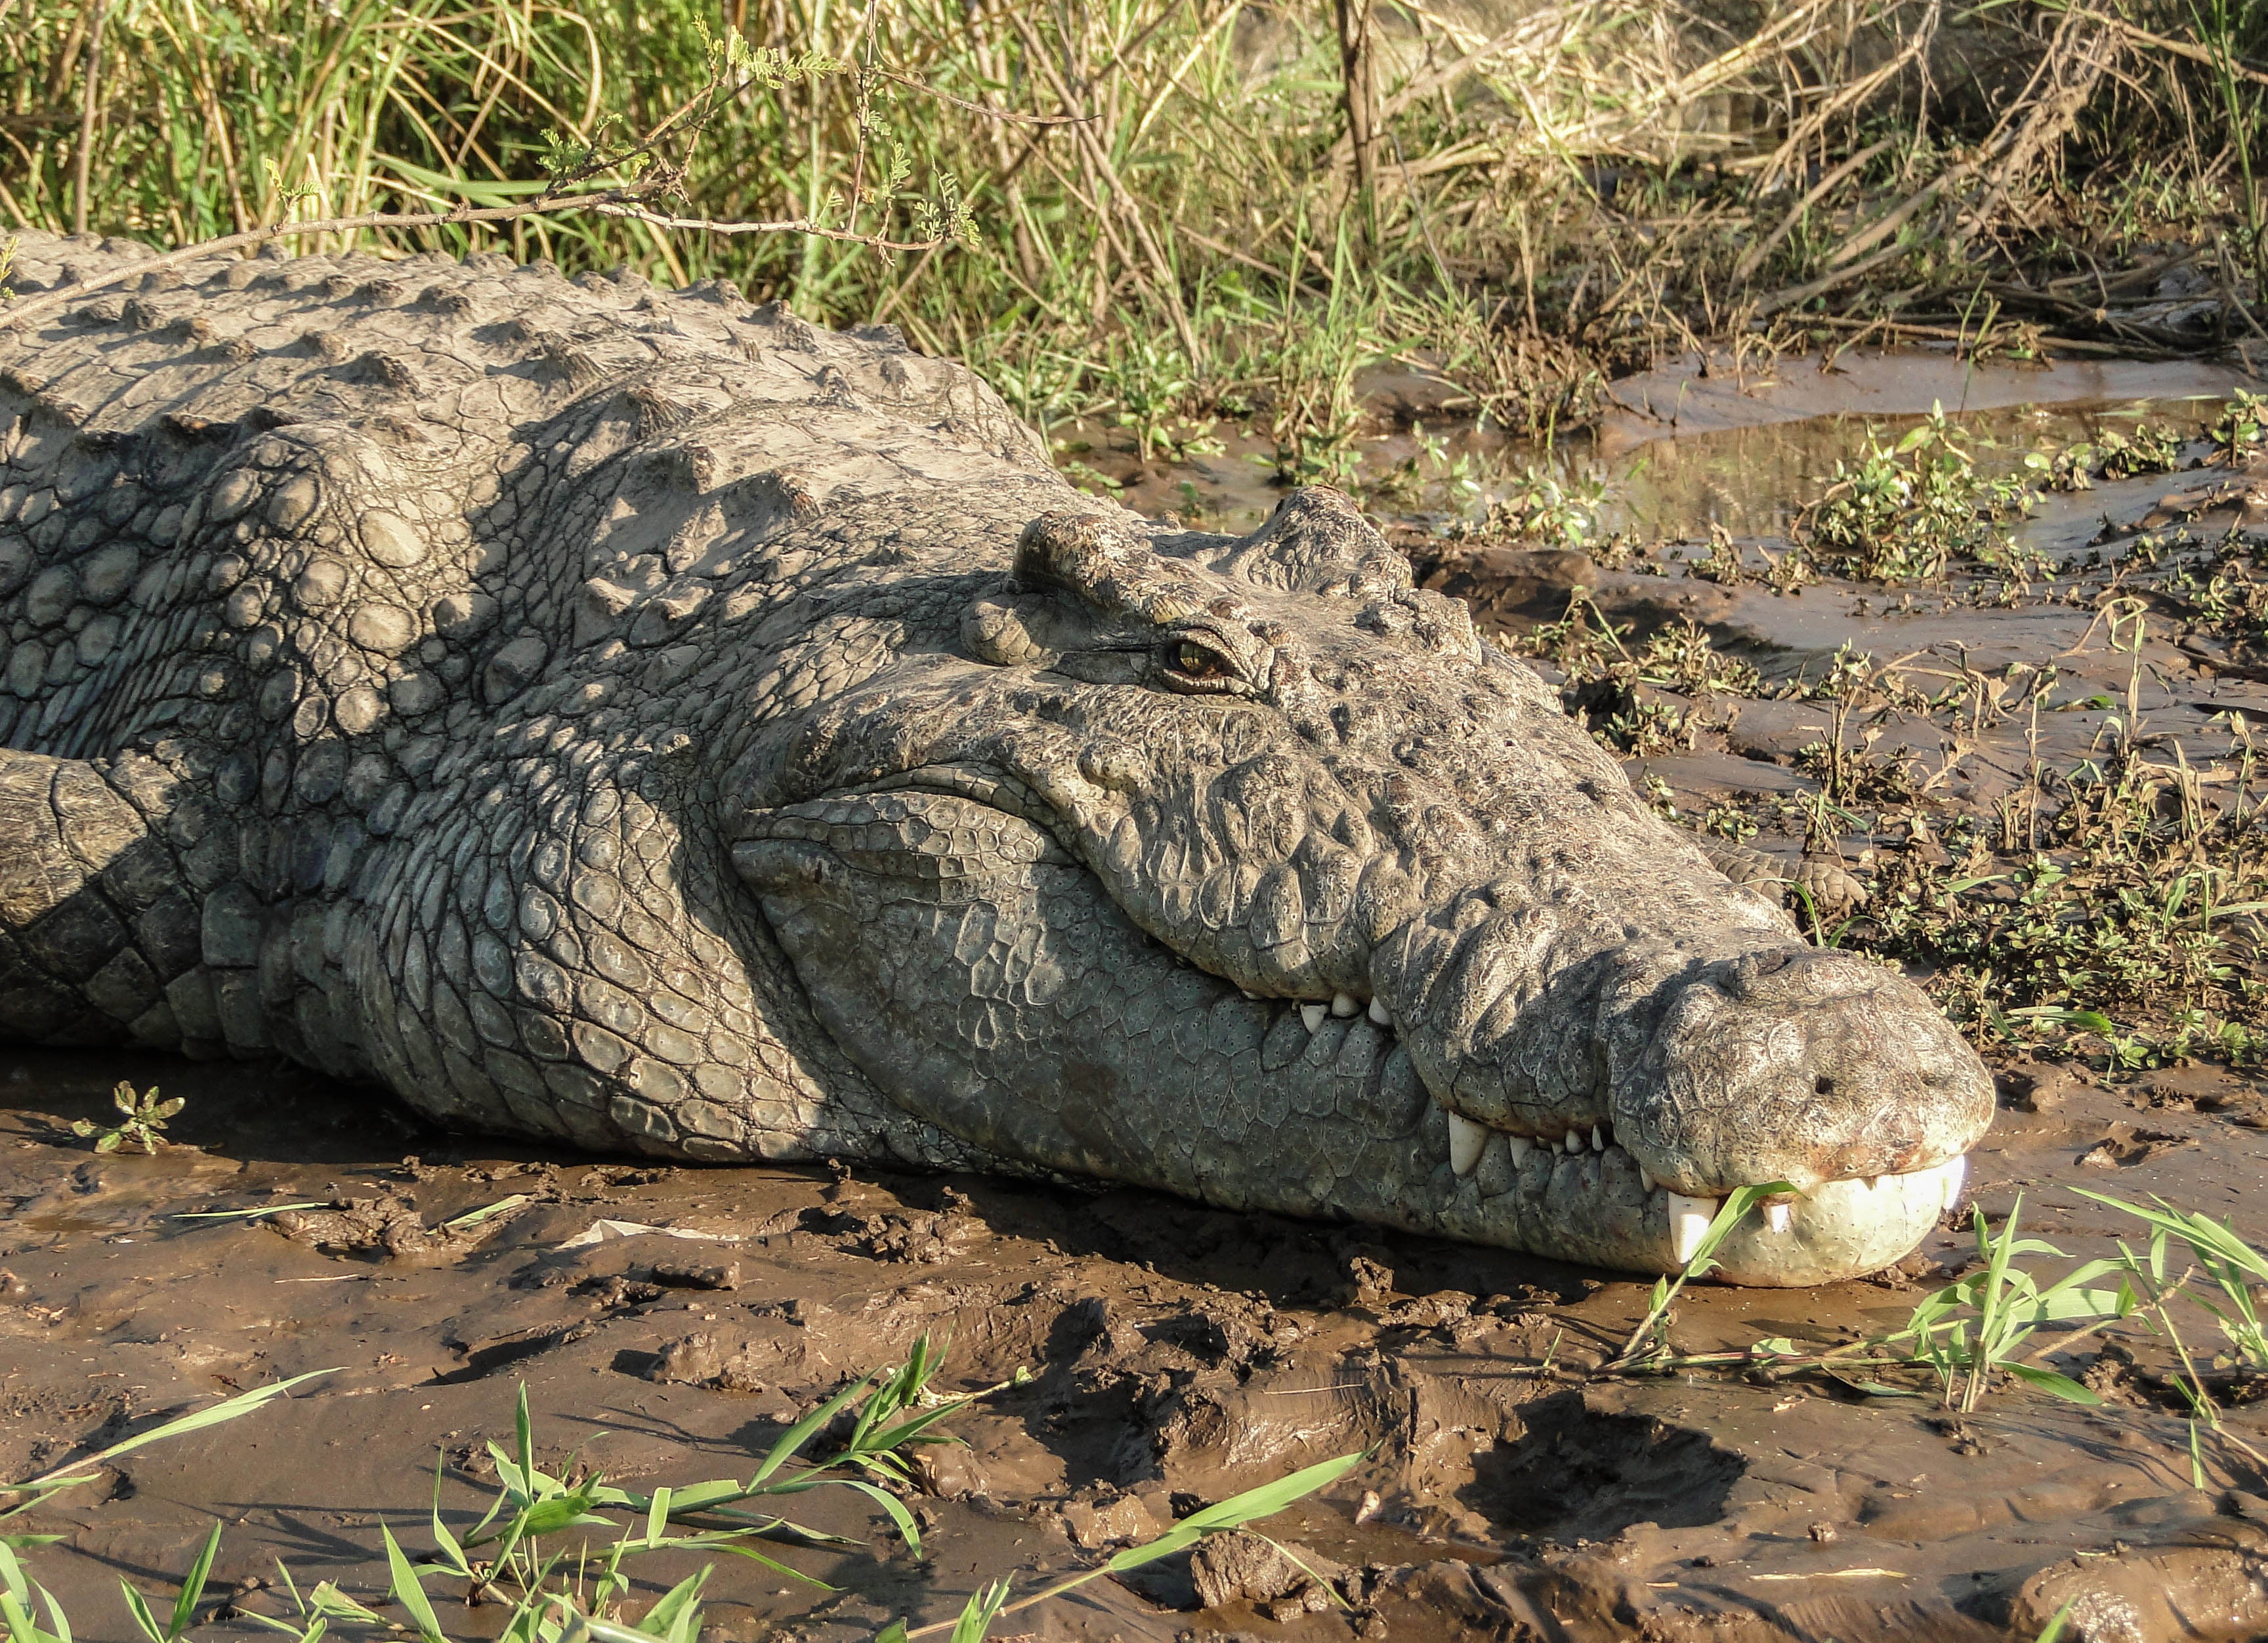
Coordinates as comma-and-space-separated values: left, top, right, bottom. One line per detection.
585, 201, 946, 249
870, 70, 1091, 127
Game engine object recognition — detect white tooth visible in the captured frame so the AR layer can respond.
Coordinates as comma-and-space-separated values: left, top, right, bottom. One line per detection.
1938, 1154, 1967, 1212
1368, 996, 1391, 1027
1591, 1125, 1605, 1152
1508, 1136, 1534, 1165
1300, 1003, 1326, 1033
1765, 1201, 1793, 1234
1638, 1165, 1656, 1192
1448, 1112, 1488, 1176
1868, 1175, 1884, 1192
1330, 991, 1358, 1018
1239, 988, 1261, 1001
1667, 1193, 1720, 1265
1564, 1131, 1582, 1155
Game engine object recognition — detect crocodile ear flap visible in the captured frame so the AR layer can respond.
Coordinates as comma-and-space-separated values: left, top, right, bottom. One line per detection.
965, 510, 1156, 667
1011, 509, 1150, 601
1204, 486, 1414, 596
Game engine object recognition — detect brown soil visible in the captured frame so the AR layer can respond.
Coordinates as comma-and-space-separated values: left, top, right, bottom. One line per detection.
7, 352, 2268, 1643
7, 1042, 2267, 1643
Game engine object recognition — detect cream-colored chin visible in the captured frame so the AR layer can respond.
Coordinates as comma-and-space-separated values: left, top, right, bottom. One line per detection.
1697, 1155, 1968, 1287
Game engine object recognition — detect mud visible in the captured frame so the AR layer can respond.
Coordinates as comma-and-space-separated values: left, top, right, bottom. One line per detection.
7, 350, 2268, 1643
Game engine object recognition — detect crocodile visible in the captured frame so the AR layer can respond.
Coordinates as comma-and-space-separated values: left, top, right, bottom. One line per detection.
0, 231, 1990, 1284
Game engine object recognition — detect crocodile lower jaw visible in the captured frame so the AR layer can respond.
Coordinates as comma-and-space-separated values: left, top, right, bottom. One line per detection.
1280, 987, 1968, 1285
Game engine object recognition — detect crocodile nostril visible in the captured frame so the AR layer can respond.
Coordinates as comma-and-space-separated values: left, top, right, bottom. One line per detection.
1815, 1075, 1836, 1095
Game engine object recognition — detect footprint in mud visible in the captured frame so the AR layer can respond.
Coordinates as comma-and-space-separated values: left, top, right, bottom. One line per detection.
1462, 1389, 1744, 1543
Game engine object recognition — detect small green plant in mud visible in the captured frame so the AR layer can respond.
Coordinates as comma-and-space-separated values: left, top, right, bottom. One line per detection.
0, 1341, 1358, 1643
1687, 526, 1750, 587
1490, 594, 1633, 720
2027, 422, 2187, 491
1612, 1192, 2268, 1493
1100, 337, 1221, 465
1471, 468, 1605, 552
2082, 1192, 2268, 1485
1894, 1199, 2134, 1413
1364, 425, 1483, 512
69, 1081, 183, 1155
1847, 743, 2265, 1067
1700, 803, 1759, 843
2089, 1195, 2268, 1377
2212, 391, 2268, 463
1795, 410, 2039, 584
1636, 619, 1765, 699
1599, 699, 1700, 757
1506, 596, 1771, 757
1791, 736, 1922, 810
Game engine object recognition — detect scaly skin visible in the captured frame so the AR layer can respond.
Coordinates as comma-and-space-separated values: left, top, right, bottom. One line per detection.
0, 232, 1991, 1283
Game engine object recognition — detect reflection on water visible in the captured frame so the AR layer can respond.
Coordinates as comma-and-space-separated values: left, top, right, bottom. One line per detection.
1555, 397, 2229, 541
1083, 379, 2250, 547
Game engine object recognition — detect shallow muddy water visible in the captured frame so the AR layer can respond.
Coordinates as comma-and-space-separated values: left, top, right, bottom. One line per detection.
7, 349, 2268, 1643
1082, 350, 2265, 545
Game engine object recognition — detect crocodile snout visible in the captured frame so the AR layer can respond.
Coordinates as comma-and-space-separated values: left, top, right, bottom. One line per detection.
1622, 947, 1993, 1201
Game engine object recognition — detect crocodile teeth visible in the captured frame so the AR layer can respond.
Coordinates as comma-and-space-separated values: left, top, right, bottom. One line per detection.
1667, 1192, 1720, 1264
1563, 1131, 1582, 1155
1300, 1003, 1327, 1033
1638, 1165, 1656, 1192
1448, 1112, 1488, 1177
1507, 1135, 1534, 1165
1330, 991, 1359, 1018
1368, 996, 1391, 1027
1591, 1125, 1605, 1152
1764, 1201, 1794, 1234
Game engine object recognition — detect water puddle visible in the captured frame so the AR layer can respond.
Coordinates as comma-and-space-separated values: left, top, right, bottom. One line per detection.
1066, 350, 2263, 548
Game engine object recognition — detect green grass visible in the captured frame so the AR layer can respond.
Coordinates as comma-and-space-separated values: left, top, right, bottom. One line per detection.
3, 1, 2265, 449
1620, 1190, 2268, 1496
0, 1341, 1358, 1643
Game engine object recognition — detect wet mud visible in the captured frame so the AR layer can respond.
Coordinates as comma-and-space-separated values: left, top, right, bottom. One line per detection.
8, 350, 2268, 1642
7, 1043, 2267, 1643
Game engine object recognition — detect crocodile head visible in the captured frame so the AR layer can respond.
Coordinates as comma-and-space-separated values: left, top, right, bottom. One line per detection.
734, 490, 1992, 1283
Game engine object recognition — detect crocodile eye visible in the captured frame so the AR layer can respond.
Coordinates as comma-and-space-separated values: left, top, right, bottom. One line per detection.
1166, 638, 1236, 682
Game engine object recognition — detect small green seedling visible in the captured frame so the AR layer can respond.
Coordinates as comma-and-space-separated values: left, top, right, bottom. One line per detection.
70, 1083, 184, 1155
1608, 1182, 1796, 1371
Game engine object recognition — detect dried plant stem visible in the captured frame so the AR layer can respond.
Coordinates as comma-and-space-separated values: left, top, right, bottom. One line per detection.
68, 0, 106, 237
0, 195, 952, 333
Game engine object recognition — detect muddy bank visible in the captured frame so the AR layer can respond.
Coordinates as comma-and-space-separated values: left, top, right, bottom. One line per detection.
4, 1036, 2266, 1642
7, 352, 2268, 1643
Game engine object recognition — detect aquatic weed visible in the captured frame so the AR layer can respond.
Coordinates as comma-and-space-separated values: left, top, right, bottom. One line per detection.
1794, 411, 2040, 585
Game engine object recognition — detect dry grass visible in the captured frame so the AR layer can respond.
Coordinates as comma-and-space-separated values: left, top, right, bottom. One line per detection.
1, 0, 2261, 447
